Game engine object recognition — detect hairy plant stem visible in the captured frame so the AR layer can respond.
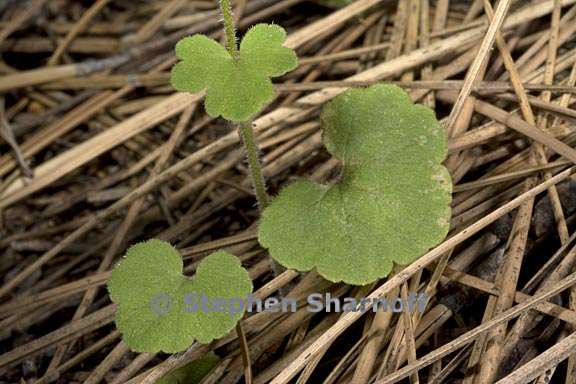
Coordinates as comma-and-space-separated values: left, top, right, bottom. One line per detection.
218, 0, 239, 59
216, 2, 272, 380
217, 0, 268, 210
218, 0, 287, 287
238, 121, 269, 209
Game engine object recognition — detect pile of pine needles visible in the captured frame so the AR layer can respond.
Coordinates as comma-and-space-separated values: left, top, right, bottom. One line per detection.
1, 0, 576, 383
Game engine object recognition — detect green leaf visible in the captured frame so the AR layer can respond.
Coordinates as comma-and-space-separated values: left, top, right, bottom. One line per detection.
157, 352, 219, 384
258, 84, 452, 285
107, 240, 253, 353
171, 23, 298, 122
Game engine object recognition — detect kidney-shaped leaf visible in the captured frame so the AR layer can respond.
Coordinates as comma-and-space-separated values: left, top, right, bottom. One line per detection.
171, 24, 297, 122
258, 84, 452, 285
108, 240, 253, 353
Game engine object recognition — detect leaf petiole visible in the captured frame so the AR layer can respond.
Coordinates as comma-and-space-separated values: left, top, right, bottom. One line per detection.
217, 0, 269, 210
238, 121, 269, 210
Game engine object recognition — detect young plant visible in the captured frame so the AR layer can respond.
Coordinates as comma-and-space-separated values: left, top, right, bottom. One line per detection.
258, 84, 452, 285
108, 0, 452, 359
108, 240, 252, 353
171, 0, 297, 209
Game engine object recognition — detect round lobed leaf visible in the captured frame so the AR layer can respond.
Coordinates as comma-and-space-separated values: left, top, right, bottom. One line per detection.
258, 84, 452, 285
170, 23, 298, 122
107, 240, 253, 353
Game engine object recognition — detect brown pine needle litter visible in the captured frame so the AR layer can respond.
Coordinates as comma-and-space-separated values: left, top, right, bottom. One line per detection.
1, 0, 576, 383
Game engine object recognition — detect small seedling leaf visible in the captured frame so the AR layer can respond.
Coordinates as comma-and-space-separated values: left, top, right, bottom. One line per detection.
157, 352, 219, 384
108, 240, 253, 353
171, 24, 297, 122
258, 84, 452, 285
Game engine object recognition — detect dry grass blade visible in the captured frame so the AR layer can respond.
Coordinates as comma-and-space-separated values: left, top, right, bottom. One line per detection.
495, 331, 576, 383
443, 0, 511, 132
376, 271, 576, 384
